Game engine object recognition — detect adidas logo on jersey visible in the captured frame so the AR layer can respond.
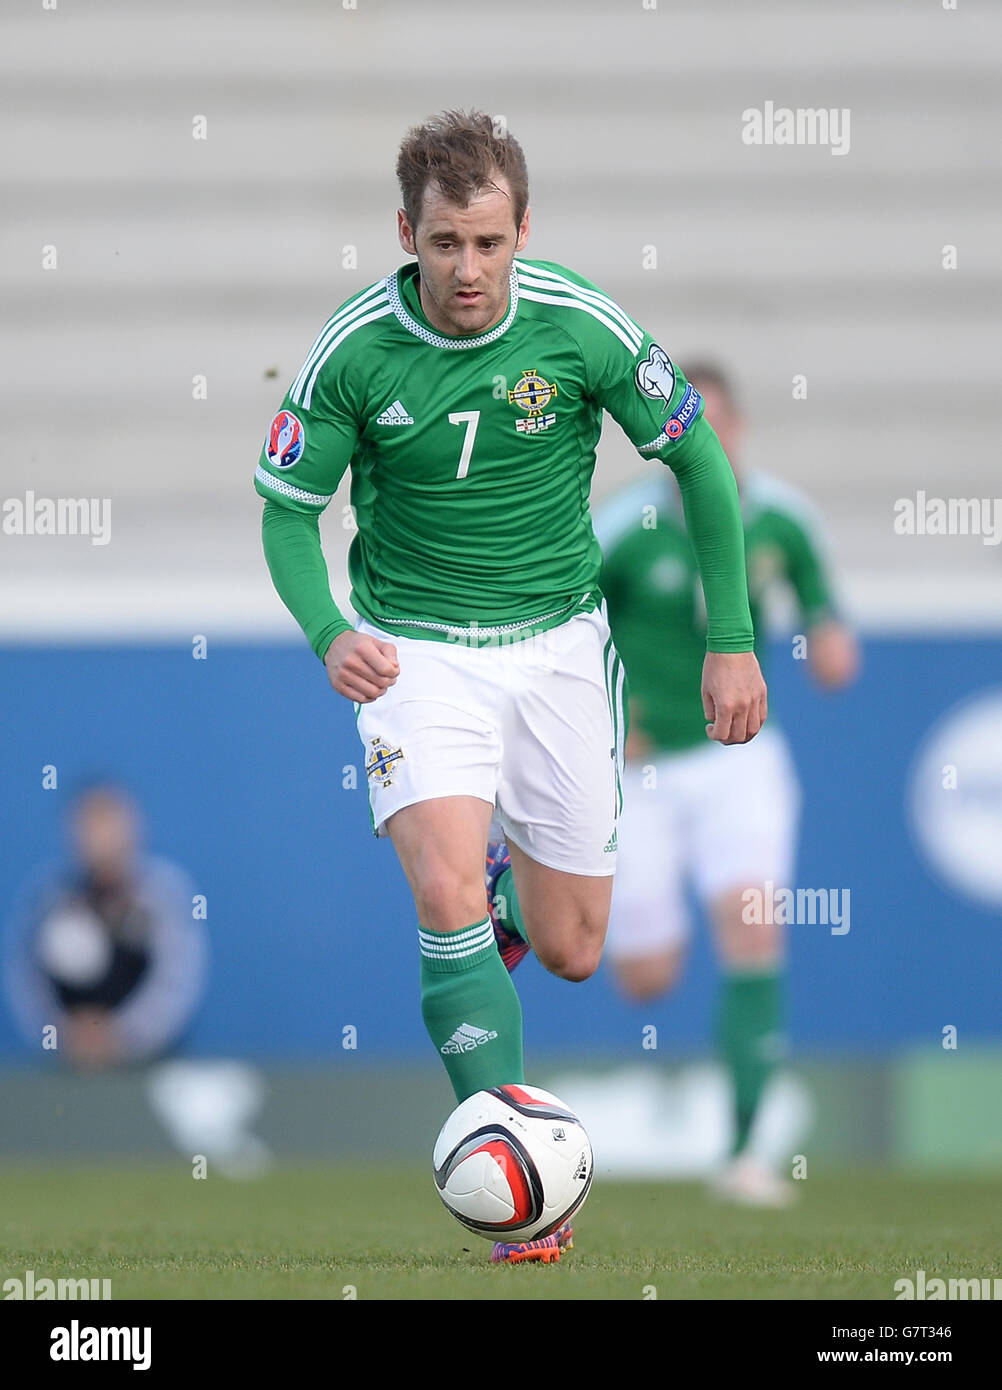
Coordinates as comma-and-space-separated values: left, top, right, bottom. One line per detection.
376, 400, 414, 426
440, 1023, 498, 1055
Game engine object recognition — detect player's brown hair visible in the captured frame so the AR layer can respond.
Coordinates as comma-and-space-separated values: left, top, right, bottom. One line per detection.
682, 361, 741, 412
396, 110, 529, 232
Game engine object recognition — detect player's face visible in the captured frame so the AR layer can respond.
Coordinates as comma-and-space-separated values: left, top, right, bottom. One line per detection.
73, 794, 138, 883
692, 380, 744, 475
397, 176, 530, 337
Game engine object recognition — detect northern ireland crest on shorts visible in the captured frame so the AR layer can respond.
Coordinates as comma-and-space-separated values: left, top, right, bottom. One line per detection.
365, 737, 404, 788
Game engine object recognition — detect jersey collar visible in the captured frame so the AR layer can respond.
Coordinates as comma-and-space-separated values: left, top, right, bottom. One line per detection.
387, 262, 519, 350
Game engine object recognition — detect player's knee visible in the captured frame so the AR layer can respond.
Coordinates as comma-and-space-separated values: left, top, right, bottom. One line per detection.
719, 917, 785, 970
536, 939, 603, 983
612, 952, 684, 1002
615, 970, 669, 1003
412, 864, 486, 934
728, 942, 784, 972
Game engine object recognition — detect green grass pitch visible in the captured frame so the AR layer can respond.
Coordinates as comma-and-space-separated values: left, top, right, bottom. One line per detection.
2, 1164, 999, 1301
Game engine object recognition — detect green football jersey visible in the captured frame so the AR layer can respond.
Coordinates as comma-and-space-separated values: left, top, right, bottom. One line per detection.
595, 471, 837, 752
256, 258, 753, 656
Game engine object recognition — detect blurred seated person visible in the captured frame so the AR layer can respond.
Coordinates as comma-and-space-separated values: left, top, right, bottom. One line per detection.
3, 782, 206, 1070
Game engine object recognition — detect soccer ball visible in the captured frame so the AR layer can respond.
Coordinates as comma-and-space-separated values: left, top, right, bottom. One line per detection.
433, 1084, 593, 1241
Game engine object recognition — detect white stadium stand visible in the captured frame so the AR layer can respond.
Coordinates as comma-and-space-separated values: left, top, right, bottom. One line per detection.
3, 0, 1000, 636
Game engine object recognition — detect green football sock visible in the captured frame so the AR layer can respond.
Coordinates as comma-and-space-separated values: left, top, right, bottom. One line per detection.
419, 918, 525, 1103
717, 967, 785, 1155
493, 867, 529, 944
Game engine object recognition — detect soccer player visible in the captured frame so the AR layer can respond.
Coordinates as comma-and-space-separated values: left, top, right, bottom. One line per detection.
256, 112, 765, 1259
593, 363, 859, 1206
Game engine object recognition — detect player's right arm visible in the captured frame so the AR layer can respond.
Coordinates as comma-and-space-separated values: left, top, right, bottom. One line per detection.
255, 335, 398, 701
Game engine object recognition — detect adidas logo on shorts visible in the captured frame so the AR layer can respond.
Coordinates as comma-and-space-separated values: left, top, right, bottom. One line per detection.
376, 399, 414, 425
440, 1022, 498, 1055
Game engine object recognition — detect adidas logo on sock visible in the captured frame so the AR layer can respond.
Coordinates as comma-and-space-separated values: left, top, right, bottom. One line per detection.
376, 399, 414, 425
440, 1022, 498, 1055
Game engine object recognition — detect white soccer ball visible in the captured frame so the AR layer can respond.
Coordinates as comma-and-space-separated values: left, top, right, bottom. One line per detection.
433, 1084, 593, 1242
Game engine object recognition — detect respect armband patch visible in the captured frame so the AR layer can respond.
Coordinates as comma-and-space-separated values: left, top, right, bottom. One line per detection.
637, 383, 703, 452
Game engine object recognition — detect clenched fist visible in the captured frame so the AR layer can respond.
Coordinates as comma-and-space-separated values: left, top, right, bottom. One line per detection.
701, 650, 768, 745
324, 630, 400, 703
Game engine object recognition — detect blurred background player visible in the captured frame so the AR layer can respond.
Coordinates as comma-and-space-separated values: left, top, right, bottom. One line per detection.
593, 363, 860, 1206
3, 782, 207, 1070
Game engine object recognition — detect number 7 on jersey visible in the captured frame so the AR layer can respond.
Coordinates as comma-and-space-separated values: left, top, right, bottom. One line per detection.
448, 410, 480, 479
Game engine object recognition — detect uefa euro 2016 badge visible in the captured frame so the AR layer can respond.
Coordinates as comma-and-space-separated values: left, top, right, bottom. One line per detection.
365, 737, 404, 788
266, 410, 305, 469
508, 368, 559, 435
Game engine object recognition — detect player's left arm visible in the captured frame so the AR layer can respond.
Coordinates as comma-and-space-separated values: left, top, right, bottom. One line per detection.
589, 324, 765, 744
779, 510, 861, 690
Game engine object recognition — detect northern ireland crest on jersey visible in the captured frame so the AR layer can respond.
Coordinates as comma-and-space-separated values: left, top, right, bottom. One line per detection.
508, 368, 559, 434
365, 737, 404, 787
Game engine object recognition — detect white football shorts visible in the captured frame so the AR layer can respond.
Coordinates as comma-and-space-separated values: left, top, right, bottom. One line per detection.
605, 725, 801, 959
354, 607, 626, 876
